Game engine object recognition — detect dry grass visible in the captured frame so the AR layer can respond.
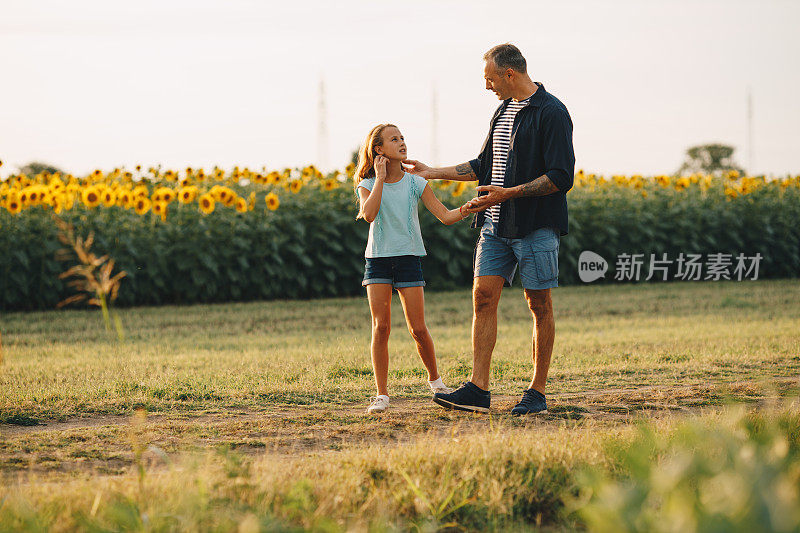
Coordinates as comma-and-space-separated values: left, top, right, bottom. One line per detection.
1, 280, 799, 530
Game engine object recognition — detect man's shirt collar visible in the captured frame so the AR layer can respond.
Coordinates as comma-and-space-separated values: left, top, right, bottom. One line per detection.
505, 82, 546, 108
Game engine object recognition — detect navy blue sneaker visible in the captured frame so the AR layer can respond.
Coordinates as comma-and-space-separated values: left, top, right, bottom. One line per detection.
433, 382, 490, 413
511, 388, 548, 415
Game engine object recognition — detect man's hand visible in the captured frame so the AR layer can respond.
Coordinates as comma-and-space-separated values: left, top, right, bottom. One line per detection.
402, 159, 432, 179
464, 185, 513, 212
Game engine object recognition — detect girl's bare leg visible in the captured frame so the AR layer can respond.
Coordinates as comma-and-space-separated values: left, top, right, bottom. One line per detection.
397, 286, 439, 381
366, 284, 392, 396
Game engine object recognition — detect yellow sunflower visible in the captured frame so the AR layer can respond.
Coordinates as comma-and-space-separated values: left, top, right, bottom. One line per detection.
152, 201, 168, 222
265, 192, 279, 211
117, 190, 131, 208
199, 193, 215, 214
323, 179, 338, 191
102, 189, 116, 207
179, 186, 198, 204
81, 186, 102, 208
134, 196, 151, 215
289, 180, 303, 193
40, 189, 53, 207
235, 197, 248, 213
155, 187, 176, 203
28, 186, 42, 205
209, 185, 225, 202
6, 198, 22, 215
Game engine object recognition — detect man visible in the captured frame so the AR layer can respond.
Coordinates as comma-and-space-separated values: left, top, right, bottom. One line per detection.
403, 43, 575, 415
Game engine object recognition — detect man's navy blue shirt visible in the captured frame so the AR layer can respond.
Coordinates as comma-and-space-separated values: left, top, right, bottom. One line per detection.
469, 82, 575, 238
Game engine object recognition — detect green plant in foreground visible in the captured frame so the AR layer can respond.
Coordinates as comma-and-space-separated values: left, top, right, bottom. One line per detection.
398, 463, 476, 530
54, 215, 126, 340
574, 403, 800, 533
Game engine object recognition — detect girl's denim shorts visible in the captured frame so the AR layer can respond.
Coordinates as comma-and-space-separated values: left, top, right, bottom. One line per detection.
362, 255, 425, 288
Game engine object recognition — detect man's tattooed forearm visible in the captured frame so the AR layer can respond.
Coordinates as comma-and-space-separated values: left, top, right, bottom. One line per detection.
517, 175, 559, 197
455, 163, 476, 178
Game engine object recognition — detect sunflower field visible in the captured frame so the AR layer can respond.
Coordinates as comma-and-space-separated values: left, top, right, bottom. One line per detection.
1, 162, 799, 311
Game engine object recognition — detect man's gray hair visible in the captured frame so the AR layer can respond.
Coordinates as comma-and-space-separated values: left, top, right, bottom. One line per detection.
483, 43, 527, 74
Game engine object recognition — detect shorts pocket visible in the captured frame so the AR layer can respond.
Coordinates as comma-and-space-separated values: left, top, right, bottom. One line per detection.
533, 248, 559, 282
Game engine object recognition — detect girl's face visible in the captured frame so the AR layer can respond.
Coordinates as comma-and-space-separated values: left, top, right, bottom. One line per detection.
376, 127, 407, 161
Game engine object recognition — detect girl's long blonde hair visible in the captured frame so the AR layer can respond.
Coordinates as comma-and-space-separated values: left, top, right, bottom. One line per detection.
353, 123, 396, 194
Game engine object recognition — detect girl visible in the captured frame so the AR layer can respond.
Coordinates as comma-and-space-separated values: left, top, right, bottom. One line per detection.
355, 123, 471, 414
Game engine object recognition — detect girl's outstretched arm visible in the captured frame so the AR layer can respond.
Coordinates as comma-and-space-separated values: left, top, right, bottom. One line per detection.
420, 183, 469, 225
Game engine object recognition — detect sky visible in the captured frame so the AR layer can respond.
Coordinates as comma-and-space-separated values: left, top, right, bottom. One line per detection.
1, 0, 799, 177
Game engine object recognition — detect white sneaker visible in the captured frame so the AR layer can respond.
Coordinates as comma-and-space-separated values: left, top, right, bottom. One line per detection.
366, 396, 389, 414
428, 377, 454, 395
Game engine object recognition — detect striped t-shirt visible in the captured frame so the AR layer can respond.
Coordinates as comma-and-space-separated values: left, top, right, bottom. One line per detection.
487, 97, 530, 222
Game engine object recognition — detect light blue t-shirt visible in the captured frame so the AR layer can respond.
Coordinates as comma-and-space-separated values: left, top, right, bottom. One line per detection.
358, 172, 429, 258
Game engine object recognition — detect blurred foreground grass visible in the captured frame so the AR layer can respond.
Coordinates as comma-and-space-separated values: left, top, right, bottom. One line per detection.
1, 404, 798, 531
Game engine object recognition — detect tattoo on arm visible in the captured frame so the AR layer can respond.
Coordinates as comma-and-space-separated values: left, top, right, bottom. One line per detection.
455, 163, 476, 179
517, 175, 560, 197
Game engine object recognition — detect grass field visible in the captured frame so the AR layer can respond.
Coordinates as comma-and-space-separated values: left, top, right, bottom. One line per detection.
1, 280, 799, 531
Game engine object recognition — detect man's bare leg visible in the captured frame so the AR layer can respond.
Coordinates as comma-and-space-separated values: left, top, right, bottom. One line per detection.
470, 275, 505, 390
524, 288, 555, 393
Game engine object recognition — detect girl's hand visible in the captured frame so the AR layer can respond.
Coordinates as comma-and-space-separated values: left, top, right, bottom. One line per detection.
374, 155, 388, 180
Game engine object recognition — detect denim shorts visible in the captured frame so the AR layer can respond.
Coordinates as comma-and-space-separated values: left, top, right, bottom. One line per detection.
474, 219, 560, 290
363, 255, 426, 288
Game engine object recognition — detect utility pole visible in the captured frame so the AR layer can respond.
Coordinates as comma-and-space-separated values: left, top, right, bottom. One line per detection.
431, 83, 439, 166
746, 87, 754, 175
317, 78, 329, 171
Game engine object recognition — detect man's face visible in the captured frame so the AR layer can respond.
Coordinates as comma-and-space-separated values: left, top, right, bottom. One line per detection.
484, 60, 511, 100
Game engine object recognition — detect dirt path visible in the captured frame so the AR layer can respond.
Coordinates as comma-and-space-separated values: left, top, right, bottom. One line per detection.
2, 380, 797, 480
4, 379, 778, 439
